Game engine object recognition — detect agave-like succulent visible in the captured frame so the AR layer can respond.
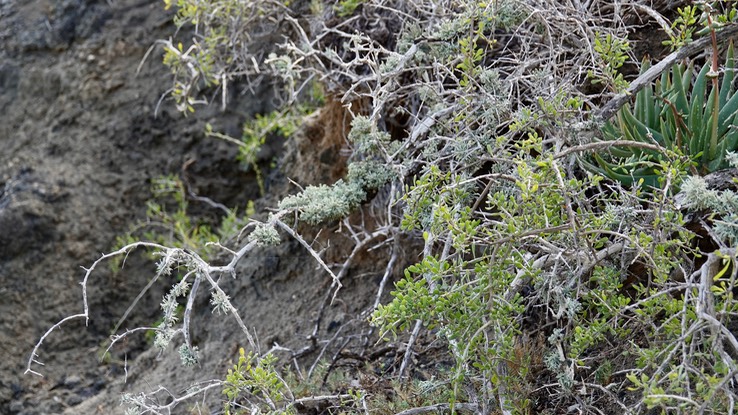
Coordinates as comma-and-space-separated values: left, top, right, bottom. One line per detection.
584, 42, 738, 189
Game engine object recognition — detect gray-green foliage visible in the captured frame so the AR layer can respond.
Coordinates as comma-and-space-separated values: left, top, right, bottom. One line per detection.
279, 158, 394, 225
279, 180, 365, 225
346, 160, 395, 190
681, 152, 738, 245
249, 221, 281, 247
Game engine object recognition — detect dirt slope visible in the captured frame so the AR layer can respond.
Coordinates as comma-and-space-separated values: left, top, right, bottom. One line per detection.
0, 0, 279, 413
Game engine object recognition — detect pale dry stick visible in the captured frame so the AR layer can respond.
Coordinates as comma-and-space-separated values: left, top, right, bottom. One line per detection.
210, 211, 289, 277
340, 217, 364, 244
372, 243, 399, 311
182, 271, 202, 350
335, 227, 390, 281
696, 249, 738, 366
104, 326, 160, 360
621, 283, 699, 314
29, 211, 312, 376
206, 240, 238, 257
126, 380, 223, 414
391, 105, 459, 161
469, 224, 573, 255
680, 271, 696, 391
274, 218, 341, 294
398, 320, 422, 380
627, 2, 674, 38
26, 314, 87, 377
700, 313, 738, 365
384, 181, 398, 228
371, 1, 421, 22
25, 241, 169, 376
551, 158, 579, 238
645, 394, 699, 407
195, 260, 257, 349
578, 229, 659, 271
307, 324, 345, 379
294, 394, 354, 406
553, 140, 670, 160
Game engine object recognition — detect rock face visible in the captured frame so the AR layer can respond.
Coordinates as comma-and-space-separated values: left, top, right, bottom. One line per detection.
0, 1, 388, 414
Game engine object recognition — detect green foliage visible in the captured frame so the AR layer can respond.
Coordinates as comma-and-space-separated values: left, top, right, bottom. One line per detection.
334, 0, 362, 17
585, 42, 738, 188
667, 3, 738, 50
206, 105, 316, 196
663, 5, 699, 50
589, 32, 630, 93
160, 0, 292, 112
238, 109, 305, 169
116, 0, 738, 414
222, 351, 367, 414
223, 349, 294, 415
113, 175, 249, 265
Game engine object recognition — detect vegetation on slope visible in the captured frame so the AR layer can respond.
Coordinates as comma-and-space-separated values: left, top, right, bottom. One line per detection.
28, 1, 738, 414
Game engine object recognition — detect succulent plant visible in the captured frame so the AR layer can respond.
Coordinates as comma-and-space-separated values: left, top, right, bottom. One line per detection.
584, 42, 738, 189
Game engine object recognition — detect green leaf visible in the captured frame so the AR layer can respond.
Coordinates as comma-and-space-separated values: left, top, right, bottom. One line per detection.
688, 63, 710, 152
716, 90, 738, 137
671, 64, 690, 115
693, 87, 718, 159
719, 42, 735, 107
593, 153, 661, 188
620, 109, 664, 157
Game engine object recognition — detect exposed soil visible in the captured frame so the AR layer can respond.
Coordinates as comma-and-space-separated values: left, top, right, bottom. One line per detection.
0, 1, 398, 414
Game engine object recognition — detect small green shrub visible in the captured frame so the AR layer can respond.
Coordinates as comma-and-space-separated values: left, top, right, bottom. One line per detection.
663, 4, 699, 50
223, 349, 293, 415
589, 32, 630, 93
334, 0, 362, 17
